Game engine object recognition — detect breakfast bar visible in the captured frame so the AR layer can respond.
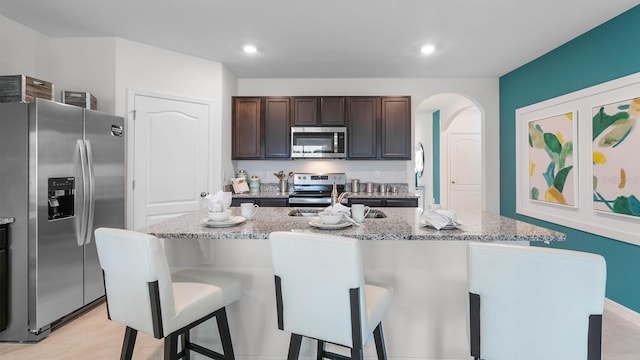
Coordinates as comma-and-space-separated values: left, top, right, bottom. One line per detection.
142, 207, 564, 360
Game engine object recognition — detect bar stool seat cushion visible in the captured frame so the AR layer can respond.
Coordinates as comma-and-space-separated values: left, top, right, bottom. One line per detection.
364, 284, 392, 337
169, 270, 242, 333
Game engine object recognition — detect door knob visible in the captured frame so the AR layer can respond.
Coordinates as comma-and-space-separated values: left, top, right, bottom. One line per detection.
200, 192, 209, 197
451, 181, 456, 184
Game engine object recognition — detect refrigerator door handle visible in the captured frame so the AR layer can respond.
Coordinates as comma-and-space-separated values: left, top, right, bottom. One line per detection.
84, 140, 96, 245
77, 140, 89, 247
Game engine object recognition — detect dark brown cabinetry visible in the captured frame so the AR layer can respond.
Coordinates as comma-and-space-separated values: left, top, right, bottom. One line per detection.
232, 95, 410, 160
231, 197, 288, 207
0, 225, 7, 332
292, 97, 345, 126
232, 97, 261, 159
232, 97, 291, 159
381, 97, 411, 159
346, 96, 411, 160
347, 97, 379, 159
292, 97, 318, 126
347, 197, 418, 207
264, 97, 291, 158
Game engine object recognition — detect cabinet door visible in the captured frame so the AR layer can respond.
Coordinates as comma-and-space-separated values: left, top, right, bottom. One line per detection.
232, 97, 262, 159
348, 198, 383, 207
0, 226, 6, 331
381, 96, 411, 159
347, 97, 379, 159
259, 198, 288, 207
320, 97, 345, 126
264, 97, 291, 158
385, 198, 418, 207
293, 97, 319, 126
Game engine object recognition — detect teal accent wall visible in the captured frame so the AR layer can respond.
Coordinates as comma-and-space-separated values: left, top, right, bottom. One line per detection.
500, 5, 640, 312
433, 110, 440, 204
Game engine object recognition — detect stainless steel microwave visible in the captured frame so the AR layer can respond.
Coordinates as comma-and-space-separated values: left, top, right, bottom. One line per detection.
291, 127, 347, 158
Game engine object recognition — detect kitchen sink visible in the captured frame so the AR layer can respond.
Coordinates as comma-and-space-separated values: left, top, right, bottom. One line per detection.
287, 208, 387, 218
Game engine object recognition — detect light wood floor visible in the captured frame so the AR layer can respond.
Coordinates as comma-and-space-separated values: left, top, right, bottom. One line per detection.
0, 302, 639, 359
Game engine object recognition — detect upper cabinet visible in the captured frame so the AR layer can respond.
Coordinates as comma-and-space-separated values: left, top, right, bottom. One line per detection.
346, 96, 411, 160
232, 96, 291, 160
232, 95, 410, 160
292, 96, 345, 126
347, 97, 378, 159
232, 97, 261, 159
380, 96, 411, 159
263, 97, 291, 158
320, 97, 346, 126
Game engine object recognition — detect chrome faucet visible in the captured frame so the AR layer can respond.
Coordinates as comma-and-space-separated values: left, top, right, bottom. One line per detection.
337, 191, 350, 204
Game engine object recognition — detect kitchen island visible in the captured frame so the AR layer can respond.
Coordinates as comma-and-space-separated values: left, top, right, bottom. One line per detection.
142, 208, 563, 360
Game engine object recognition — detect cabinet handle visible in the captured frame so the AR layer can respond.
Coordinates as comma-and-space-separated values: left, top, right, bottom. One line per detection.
32, 80, 44, 85
451, 181, 456, 184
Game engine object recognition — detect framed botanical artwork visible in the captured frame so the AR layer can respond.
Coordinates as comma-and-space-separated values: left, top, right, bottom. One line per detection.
592, 97, 640, 218
527, 112, 577, 207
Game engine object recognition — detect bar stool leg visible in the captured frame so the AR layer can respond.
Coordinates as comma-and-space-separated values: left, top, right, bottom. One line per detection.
373, 323, 387, 360
287, 333, 303, 360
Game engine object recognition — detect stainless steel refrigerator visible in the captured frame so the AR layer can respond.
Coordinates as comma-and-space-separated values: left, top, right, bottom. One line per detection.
0, 99, 124, 342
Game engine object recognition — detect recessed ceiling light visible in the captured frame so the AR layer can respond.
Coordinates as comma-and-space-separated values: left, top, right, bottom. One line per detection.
243, 45, 258, 54
420, 44, 436, 55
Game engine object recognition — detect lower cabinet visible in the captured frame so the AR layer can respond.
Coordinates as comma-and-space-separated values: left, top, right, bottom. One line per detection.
231, 198, 288, 207
0, 226, 7, 332
347, 198, 418, 207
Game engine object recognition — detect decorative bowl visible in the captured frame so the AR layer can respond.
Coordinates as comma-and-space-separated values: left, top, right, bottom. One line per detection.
208, 209, 232, 222
318, 211, 343, 225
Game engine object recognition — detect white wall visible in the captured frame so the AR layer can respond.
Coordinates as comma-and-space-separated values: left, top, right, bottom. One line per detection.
219, 66, 238, 191
237, 78, 500, 212
113, 38, 224, 118
48, 38, 117, 112
0, 14, 51, 78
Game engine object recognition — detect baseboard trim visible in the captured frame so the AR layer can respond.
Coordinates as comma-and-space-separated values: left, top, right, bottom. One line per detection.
605, 298, 640, 328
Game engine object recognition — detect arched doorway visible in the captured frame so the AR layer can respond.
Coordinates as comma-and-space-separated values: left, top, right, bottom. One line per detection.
414, 93, 483, 210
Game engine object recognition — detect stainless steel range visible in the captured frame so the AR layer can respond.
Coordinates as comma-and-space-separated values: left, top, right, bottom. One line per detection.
288, 173, 346, 207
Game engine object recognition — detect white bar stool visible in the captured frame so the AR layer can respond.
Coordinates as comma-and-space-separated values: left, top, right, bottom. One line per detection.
467, 242, 606, 360
95, 228, 242, 360
269, 231, 392, 360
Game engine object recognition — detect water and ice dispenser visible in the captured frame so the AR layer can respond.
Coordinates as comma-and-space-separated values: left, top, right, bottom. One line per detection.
47, 177, 75, 220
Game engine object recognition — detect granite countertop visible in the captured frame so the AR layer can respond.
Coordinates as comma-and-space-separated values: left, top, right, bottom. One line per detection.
0, 217, 15, 225
143, 207, 564, 242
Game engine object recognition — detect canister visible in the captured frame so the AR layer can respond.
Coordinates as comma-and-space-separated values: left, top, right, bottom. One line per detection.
249, 175, 260, 193
351, 179, 360, 193
365, 182, 374, 193
236, 170, 248, 181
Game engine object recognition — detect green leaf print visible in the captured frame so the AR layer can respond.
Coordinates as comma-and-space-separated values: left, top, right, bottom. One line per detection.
558, 141, 573, 169
593, 107, 629, 141
543, 132, 562, 154
553, 166, 573, 193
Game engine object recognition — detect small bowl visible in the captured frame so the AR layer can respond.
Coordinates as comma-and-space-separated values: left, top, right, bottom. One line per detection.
208, 209, 232, 222
318, 211, 343, 225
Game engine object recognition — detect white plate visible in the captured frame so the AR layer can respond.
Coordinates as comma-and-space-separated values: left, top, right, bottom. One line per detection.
418, 218, 460, 230
309, 219, 353, 230
202, 216, 246, 228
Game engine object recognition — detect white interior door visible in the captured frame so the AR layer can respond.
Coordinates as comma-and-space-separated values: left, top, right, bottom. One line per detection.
448, 133, 481, 210
132, 94, 209, 230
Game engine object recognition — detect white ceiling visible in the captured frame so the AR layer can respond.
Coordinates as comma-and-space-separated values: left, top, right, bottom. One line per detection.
0, 1, 637, 78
